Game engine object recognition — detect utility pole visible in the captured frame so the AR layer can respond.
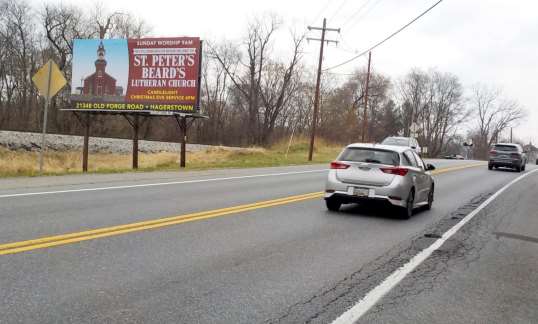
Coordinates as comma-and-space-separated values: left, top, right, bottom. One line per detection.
307, 18, 340, 161
510, 127, 513, 143
361, 51, 372, 142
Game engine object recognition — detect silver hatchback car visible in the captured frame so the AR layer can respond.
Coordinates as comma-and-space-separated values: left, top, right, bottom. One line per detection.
324, 143, 436, 219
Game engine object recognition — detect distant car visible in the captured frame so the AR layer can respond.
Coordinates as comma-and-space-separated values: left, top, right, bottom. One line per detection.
444, 154, 464, 160
324, 143, 436, 219
488, 143, 527, 172
381, 136, 422, 155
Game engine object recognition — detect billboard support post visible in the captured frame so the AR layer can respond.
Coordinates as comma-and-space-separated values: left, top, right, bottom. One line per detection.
181, 116, 187, 168
175, 115, 188, 168
124, 114, 142, 170
173, 114, 202, 169
72, 111, 91, 172
83, 113, 90, 172
73, 111, 91, 172
133, 115, 139, 169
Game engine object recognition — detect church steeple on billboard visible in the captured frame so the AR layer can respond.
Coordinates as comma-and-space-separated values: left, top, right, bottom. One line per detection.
82, 41, 117, 96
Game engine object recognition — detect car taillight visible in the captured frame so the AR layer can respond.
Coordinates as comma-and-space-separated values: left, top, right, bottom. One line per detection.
510, 153, 520, 158
380, 167, 409, 176
330, 161, 350, 169
489, 150, 497, 155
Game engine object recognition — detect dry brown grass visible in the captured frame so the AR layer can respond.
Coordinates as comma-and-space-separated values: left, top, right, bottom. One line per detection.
0, 147, 178, 177
0, 137, 343, 177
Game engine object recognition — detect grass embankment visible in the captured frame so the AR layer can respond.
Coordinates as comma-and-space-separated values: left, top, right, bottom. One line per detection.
0, 138, 342, 177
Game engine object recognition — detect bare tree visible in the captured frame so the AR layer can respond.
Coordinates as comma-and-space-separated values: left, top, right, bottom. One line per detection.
397, 69, 428, 136
91, 3, 122, 38
0, 0, 39, 128
89, 3, 151, 39
42, 4, 91, 71
419, 70, 467, 156
398, 68, 467, 156
471, 84, 525, 158
258, 33, 304, 144
197, 43, 238, 144
209, 15, 284, 145
108, 12, 152, 38
278, 71, 315, 141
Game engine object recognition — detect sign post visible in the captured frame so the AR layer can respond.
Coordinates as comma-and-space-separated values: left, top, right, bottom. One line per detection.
32, 59, 67, 174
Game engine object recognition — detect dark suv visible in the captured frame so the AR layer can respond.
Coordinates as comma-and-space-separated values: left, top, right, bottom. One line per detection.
488, 143, 527, 172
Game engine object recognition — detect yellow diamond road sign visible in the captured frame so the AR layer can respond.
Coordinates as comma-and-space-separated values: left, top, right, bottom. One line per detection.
32, 59, 67, 100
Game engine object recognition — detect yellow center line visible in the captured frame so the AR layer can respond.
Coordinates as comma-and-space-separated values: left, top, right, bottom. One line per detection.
0, 163, 484, 256
430, 162, 485, 175
0, 192, 323, 256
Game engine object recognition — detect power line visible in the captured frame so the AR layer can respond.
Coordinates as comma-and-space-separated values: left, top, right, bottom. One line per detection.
341, 0, 373, 29
324, 0, 445, 72
338, 0, 383, 56
329, 0, 351, 22
335, 38, 361, 54
345, 0, 385, 31
310, 0, 333, 26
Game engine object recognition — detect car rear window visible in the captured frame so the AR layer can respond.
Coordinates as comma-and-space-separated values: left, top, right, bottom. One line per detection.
381, 138, 409, 146
494, 145, 517, 152
338, 148, 400, 166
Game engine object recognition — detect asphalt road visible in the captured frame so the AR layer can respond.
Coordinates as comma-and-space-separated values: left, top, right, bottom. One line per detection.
360, 168, 538, 324
0, 160, 536, 323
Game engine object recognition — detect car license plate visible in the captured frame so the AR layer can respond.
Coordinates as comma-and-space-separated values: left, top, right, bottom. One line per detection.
353, 187, 369, 197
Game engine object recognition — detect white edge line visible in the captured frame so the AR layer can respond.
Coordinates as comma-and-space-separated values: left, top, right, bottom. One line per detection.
331, 168, 538, 324
0, 169, 327, 199
0, 161, 474, 199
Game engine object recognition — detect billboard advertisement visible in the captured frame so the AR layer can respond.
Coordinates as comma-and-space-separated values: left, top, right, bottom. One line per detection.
68, 37, 201, 114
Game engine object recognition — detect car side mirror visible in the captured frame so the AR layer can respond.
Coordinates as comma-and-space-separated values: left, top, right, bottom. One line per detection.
411, 146, 416, 149
426, 164, 436, 171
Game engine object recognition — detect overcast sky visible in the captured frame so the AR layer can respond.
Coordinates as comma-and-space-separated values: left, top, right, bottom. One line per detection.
35, 0, 537, 144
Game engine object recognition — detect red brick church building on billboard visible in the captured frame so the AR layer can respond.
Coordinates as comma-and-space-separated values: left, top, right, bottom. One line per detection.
82, 41, 118, 96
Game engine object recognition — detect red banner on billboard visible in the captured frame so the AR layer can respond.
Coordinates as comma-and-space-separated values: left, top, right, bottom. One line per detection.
68, 37, 202, 114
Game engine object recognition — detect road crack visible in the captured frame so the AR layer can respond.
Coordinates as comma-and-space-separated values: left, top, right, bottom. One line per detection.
265, 192, 499, 324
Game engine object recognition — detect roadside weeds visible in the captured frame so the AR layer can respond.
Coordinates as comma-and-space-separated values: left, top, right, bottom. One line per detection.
0, 137, 341, 177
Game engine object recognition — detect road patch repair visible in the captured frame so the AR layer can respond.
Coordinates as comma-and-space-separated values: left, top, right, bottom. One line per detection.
0, 163, 484, 256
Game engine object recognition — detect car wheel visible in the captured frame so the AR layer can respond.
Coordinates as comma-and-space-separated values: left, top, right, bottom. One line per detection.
516, 165, 522, 172
488, 164, 493, 170
326, 199, 342, 212
400, 189, 414, 219
522, 164, 526, 171
425, 185, 434, 211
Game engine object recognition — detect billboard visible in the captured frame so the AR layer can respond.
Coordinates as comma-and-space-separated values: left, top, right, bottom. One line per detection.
68, 37, 201, 114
